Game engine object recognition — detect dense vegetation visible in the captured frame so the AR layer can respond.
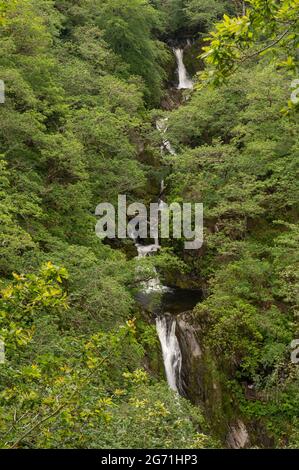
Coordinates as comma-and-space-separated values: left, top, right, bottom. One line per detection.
0, 0, 298, 449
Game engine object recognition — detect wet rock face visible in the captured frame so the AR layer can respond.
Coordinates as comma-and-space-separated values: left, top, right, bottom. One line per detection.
176, 312, 204, 403
175, 311, 221, 405
160, 88, 183, 111
227, 420, 249, 449
175, 312, 251, 447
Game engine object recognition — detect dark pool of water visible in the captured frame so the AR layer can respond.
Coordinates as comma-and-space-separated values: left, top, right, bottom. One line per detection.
136, 287, 202, 315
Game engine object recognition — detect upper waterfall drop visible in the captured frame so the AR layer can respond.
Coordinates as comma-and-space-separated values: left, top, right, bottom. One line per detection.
174, 48, 193, 90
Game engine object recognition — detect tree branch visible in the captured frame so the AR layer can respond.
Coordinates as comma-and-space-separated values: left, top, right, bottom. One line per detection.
240, 28, 291, 63
9, 354, 110, 449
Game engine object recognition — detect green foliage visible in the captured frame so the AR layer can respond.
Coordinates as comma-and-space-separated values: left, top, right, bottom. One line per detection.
155, 0, 233, 34
164, 56, 299, 445
184, 0, 232, 31
0, 158, 35, 275
97, 0, 169, 104
93, 382, 217, 449
0, 0, 217, 449
0, 263, 213, 449
201, 0, 299, 89
1, 0, 299, 450
0, 262, 68, 356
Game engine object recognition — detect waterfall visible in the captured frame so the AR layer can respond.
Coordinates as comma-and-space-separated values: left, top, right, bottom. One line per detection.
129, 182, 166, 293
133, 116, 184, 393
158, 179, 168, 211
156, 315, 182, 392
156, 118, 176, 156
174, 48, 193, 90
155, 46, 193, 159
130, 236, 164, 293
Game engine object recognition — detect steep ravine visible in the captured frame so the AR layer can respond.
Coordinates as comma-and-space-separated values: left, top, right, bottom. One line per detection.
134, 43, 195, 398
135, 43, 255, 449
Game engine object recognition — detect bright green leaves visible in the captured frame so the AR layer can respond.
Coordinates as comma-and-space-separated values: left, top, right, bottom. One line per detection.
1, 0, 54, 56
184, 0, 231, 31
97, 382, 216, 449
0, 262, 67, 348
0, 0, 219, 451
0, 158, 35, 275
123, 368, 149, 385
0, 270, 141, 448
201, 0, 299, 86
201, 13, 253, 82
0, 279, 210, 450
163, 41, 298, 442
96, 0, 169, 104
0, 262, 68, 337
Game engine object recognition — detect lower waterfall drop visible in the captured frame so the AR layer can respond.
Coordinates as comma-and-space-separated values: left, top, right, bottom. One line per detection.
154, 113, 183, 393
156, 314, 182, 393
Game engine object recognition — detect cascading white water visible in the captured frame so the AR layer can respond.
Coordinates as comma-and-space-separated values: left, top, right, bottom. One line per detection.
156, 118, 176, 156
156, 315, 182, 392
129, 182, 167, 293
130, 236, 163, 293
133, 114, 184, 392
153, 122, 183, 392
136, 244, 159, 259
174, 48, 193, 90
155, 46, 193, 158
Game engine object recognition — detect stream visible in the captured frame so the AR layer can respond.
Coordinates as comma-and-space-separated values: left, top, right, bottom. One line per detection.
133, 42, 251, 450
135, 45, 197, 394
174, 47, 194, 90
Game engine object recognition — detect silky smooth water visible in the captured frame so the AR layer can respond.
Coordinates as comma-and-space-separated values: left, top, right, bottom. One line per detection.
174, 48, 193, 90
156, 315, 182, 392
